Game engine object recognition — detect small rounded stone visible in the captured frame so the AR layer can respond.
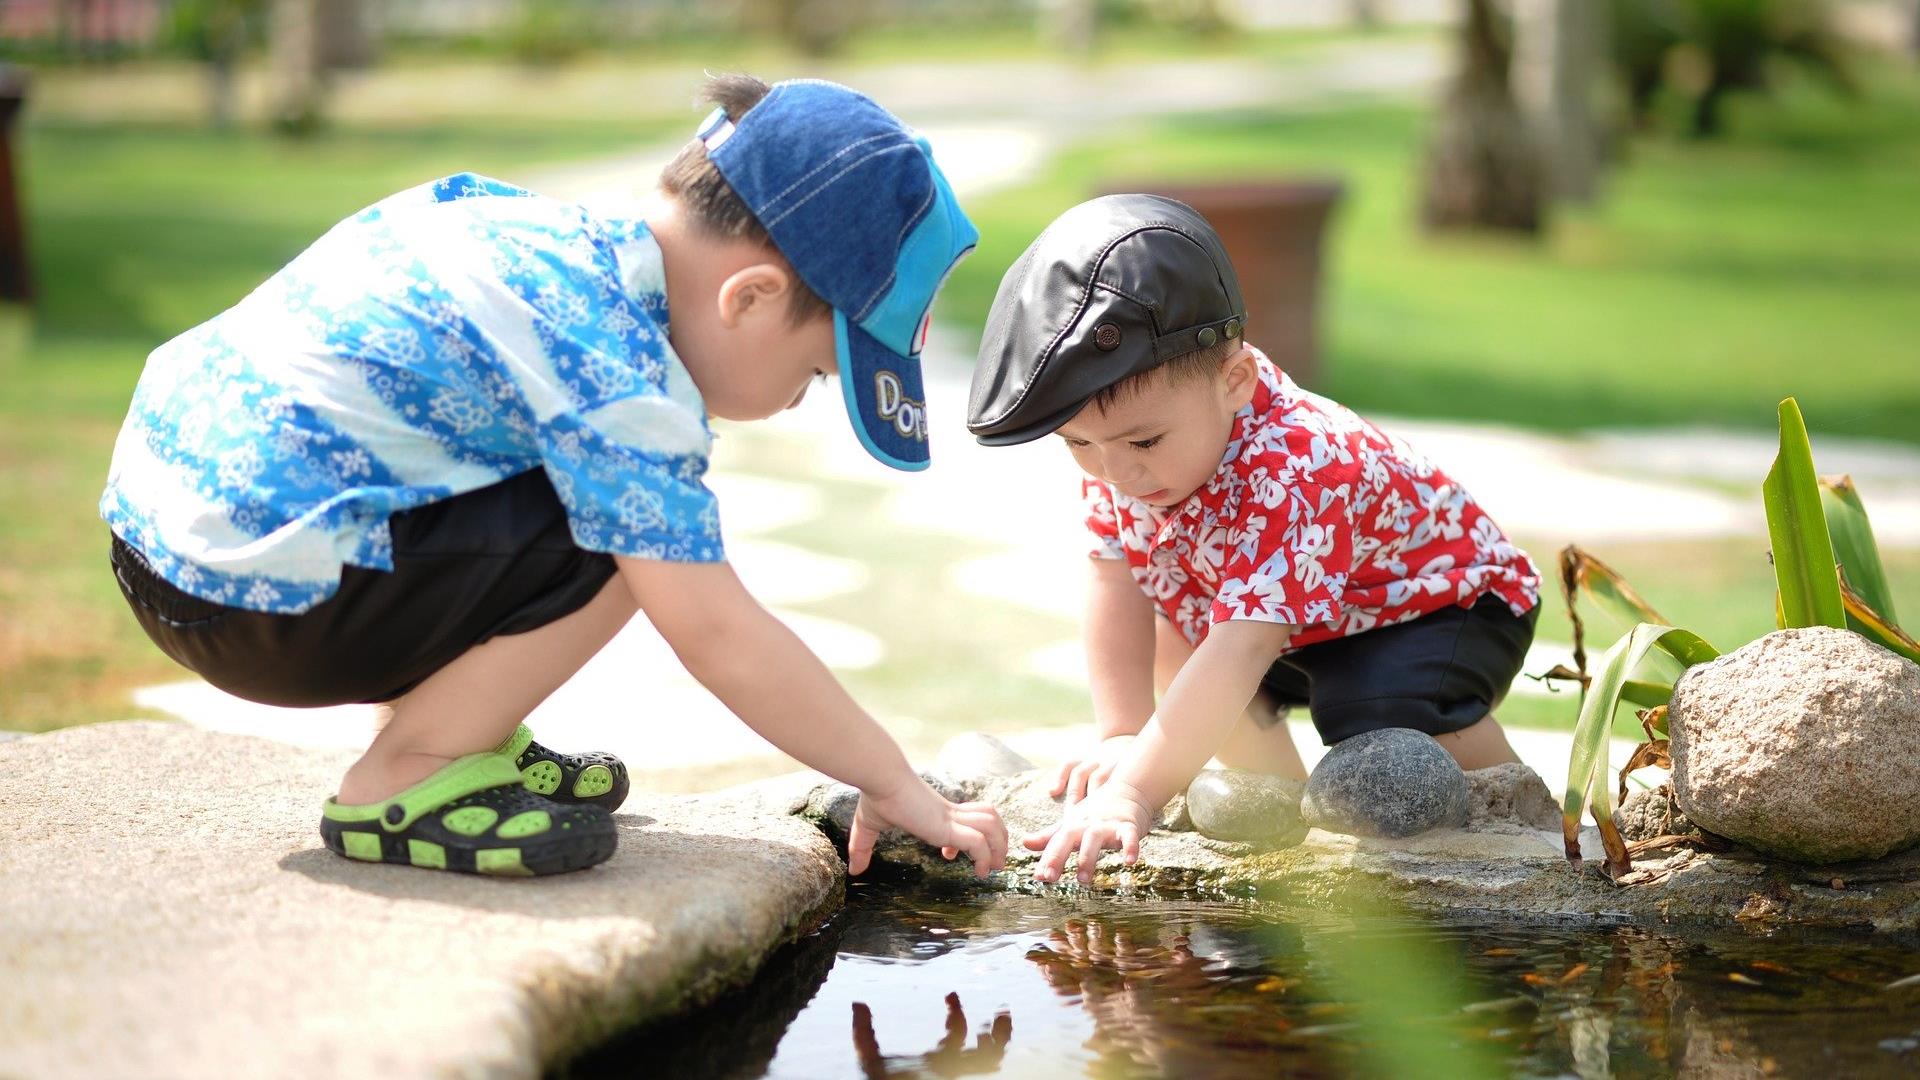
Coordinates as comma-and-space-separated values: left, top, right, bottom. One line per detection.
1301, 728, 1469, 839
1185, 769, 1307, 849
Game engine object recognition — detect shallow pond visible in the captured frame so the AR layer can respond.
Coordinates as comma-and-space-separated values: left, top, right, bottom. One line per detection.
571, 882, 1920, 1078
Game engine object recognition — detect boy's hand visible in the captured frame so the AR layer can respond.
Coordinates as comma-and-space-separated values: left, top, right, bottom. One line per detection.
848, 777, 1008, 880
1049, 734, 1136, 805
1022, 780, 1156, 885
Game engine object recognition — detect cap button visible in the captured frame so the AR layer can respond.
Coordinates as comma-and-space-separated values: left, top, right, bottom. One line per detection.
1094, 323, 1122, 352
1197, 326, 1218, 348
1225, 318, 1242, 338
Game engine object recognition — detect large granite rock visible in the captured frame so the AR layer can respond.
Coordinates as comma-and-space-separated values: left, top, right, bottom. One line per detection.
1300, 728, 1469, 838
1184, 769, 1307, 849
0, 722, 844, 1080
1670, 626, 1920, 864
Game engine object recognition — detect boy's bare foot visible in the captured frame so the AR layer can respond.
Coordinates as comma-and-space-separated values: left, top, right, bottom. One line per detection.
336, 748, 462, 806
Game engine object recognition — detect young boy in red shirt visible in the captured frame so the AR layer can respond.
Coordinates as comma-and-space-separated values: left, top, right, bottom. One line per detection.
966, 195, 1541, 884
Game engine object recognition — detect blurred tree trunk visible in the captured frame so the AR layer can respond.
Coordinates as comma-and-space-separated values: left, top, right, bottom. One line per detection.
55, 0, 76, 59
1043, 0, 1098, 55
1514, 0, 1603, 203
1422, 0, 1546, 234
269, 0, 325, 134
315, 0, 375, 70
207, 28, 241, 130
1350, 0, 1384, 30
203, 1, 253, 130
743, 0, 863, 56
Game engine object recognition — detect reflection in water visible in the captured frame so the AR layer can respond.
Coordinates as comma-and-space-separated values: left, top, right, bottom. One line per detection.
571, 882, 1920, 1079
851, 993, 1011, 1078
1025, 912, 1327, 1077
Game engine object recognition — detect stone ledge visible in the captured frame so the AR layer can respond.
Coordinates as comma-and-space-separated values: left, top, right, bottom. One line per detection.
794, 751, 1920, 933
0, 722, 844, 1080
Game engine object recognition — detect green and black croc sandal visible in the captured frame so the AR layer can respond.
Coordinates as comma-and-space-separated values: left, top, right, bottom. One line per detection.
320, 752, 616, 877
500, 723, 631, 811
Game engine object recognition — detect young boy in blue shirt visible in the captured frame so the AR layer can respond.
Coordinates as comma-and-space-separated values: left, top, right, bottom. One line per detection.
102, 76, 1008, 879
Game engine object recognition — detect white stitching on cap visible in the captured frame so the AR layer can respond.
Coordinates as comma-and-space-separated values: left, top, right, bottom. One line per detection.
762, 142, 916, 230
759, 131, 902, 214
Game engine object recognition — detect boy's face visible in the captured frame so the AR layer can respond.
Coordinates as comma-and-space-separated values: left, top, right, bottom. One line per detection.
671, 253, 839, 422
1054, 348, 1259, 510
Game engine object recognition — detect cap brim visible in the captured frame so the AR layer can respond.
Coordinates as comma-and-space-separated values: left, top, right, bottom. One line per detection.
969, 394, 1091, 447
835, 311, 930, 471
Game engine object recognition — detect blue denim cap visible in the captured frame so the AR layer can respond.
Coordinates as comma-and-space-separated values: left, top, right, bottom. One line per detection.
697, 80, 978, 471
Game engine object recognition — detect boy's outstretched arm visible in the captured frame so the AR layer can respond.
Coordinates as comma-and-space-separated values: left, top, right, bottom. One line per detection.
1053, 556, 1157, 803
1025, 618, 1293, 884
617, 556, 1008, 879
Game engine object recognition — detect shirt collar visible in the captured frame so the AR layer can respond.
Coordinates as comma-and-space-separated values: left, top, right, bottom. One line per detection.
598, 215, 673, 330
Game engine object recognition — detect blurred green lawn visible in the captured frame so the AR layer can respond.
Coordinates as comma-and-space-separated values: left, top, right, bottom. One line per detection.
4, 59, 1918, 736
940, 66, 1920, 442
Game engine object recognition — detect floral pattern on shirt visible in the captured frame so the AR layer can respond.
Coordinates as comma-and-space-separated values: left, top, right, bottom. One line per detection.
1084, 349, 1539, 650
101, 173, 721, 615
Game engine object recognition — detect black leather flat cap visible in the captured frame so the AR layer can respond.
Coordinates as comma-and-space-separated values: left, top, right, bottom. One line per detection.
967, 194, 1246, 446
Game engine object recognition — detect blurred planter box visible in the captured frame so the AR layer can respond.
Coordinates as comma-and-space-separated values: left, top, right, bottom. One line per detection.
1105, 179, 1344, 388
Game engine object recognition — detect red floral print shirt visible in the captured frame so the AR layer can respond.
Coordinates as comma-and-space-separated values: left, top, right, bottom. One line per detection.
1084, 349, 1540, 651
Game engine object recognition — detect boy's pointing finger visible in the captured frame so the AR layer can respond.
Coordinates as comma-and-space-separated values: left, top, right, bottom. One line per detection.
981, 814, 1009, 870
1049, 760, 1076, 798
1040, 826, 1081, 882
847, 815, 875, 876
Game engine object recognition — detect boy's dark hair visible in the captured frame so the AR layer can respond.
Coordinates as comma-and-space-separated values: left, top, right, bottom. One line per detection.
659, 74, 832, 326
1089, 334, 1245, 413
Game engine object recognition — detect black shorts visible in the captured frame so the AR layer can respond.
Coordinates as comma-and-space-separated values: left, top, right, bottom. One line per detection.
1256, 594, 1539, 745
110, 469, 617, 708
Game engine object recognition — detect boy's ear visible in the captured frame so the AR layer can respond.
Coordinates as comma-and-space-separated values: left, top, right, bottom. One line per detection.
1220, 342, 1259, 408
715, 262, 792, 328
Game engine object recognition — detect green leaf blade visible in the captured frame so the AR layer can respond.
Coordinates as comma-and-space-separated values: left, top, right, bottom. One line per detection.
1763, 399, 1846, 630
1563, 623, 1719, 876
1822, 475, 1899, 626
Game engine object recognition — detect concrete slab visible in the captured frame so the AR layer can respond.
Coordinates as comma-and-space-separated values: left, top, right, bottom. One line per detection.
0, 723, 843, 1080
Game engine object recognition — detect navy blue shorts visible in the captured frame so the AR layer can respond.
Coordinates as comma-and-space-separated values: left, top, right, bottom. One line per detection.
110, 469, 616, 708
1256, 595, 1539, 745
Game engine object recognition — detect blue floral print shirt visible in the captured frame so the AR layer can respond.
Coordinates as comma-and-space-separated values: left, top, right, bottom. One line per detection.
100, 173, 722, 615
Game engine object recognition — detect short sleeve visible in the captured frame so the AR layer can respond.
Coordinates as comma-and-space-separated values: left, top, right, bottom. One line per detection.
537, 407, 722, 562
1210, 482, 1352, 628
1083, 478, 1126, 560
490, 214, 721, 564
